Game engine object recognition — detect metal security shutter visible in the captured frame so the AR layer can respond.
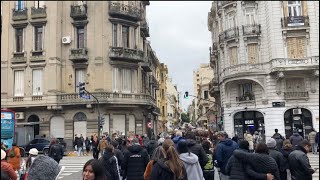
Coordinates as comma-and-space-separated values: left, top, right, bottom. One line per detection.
102, 115, 110, 135
113, 115, 125, 135
74, 121, 87, 139
50, 116, 65, 138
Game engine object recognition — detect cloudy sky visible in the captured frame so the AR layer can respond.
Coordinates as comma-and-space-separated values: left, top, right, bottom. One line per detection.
146, 1, 212, 111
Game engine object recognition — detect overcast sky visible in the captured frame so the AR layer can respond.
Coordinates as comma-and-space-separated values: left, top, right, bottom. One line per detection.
146, 1, 212, 111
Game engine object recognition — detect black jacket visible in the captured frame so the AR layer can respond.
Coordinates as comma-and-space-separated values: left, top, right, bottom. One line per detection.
122, 144, 149, 180
150, 159, 188, 180
288, 145, 315, 180
233, 149, 281, 180
113, 148, 124, 167
268, 148, 287, 180
186, 139, 209, 169
146, 140, 157, 156
99, 152, 120, 180
48, 144, 64, 160
225, 149, 249, 180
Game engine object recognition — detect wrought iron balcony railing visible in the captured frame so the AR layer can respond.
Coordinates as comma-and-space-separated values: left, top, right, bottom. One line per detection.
108, 2, 141, 21
281, 16, 309, 28
69, 48, 88, 62
31, 7, 47, 19
219, 27, 239, 42
70, 5, 87, 20
12, 8, 28, 21
140, 20, 150, 37
242, 24, 261, 36
109, 47, 144, 62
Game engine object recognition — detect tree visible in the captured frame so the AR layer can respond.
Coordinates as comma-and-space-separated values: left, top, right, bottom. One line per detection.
181, 112, 190, 123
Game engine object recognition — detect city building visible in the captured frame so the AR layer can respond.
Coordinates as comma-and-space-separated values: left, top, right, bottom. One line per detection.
166, 77, 180, 131
156, 63, 168, 133
192, 63, 216, 130
208, 1, 319, 140
1, 1, 162, 148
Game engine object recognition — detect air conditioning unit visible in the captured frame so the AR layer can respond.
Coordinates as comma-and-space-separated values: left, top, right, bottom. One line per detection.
15, 112, 25, 120
293, 108, 302, 115
62, 36, 71, 44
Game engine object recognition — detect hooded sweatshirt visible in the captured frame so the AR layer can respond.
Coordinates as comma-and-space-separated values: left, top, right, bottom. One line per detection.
215, 138, 239, 175
179, 152, 204, 180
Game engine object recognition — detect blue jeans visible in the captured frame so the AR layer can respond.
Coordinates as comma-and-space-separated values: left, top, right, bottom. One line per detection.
312, 143, 318, 154
77, 146, 83, 156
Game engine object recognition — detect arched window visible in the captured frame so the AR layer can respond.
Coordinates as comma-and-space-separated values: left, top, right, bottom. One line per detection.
73, 112, 87, 121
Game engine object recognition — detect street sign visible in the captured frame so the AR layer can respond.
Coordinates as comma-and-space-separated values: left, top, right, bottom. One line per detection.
272, 102, 285, 107
80, 94, 91, 99
147, 122, 152, 128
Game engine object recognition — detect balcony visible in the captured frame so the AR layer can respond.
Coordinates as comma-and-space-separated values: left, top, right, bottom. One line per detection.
153, 107, 161, 115
281, 16, 309, 28
140, 20, 150, 37
12, 8, 28, 21
284, 92, 309, 100
69, 48, 88, 63
220, 27, 239, 42
141, 60, 152, 72
31, 7, 47, 19
109, 47, 144, 62
236, 93, 255, 102
218, 1, 237, 9
270, 56, 319, 73
150, 75, 159, 89
57, 92, 156, 107
242, 24, 261, 36
108, 2, 141, 21
70, 5, 87, 20
209, 78, 220, 98
220, 62, 269, 79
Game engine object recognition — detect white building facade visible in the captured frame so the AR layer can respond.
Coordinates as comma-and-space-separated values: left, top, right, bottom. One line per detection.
208, 1, 319, 140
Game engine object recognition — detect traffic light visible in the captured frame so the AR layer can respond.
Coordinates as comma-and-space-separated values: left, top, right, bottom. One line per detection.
184, 91, 189, 99
78, 82, 86, 97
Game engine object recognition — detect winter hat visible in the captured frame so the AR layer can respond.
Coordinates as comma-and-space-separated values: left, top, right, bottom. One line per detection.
29, 148, 38, 155
267, 138, 277, 148
1, 149, 6, 160
28, 155, 62, 180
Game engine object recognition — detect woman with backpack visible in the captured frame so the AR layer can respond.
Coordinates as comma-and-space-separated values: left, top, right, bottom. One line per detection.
150, 139, 187, 180
144, 146, 165, 180
99, 145, 120, 180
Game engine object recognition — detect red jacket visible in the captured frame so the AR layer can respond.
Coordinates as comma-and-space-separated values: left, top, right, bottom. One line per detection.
1, 160, 18, 180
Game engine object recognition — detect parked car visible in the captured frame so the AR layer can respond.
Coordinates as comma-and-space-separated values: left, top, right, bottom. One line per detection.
20, 138, 67, 157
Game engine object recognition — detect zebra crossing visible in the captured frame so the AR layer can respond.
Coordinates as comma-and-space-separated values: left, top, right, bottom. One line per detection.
56, 156, 92, 179
308, 153, 319, 180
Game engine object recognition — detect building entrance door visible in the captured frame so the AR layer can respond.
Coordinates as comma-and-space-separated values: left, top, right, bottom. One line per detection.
284, 108, 313, 139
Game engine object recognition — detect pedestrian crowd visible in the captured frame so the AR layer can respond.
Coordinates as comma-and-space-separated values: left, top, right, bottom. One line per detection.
1, 128, 319, 180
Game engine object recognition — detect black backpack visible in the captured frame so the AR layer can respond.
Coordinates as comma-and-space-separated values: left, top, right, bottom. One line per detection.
50, 144, 61, 158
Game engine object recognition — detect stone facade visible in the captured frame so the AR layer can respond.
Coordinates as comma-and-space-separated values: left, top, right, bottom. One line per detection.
208, 1, 319, 140
166, 77, 180, 131
1, 1, 162, 148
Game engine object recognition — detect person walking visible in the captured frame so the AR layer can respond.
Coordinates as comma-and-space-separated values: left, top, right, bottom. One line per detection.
279, 139, 294, 180
178, 141, 204, 180
99, 145, 120, 180
288, 140, 316, 180
201, 140, 214, 180
1, 149, 17, 180
144, 146, 165, 180
244, 130, 254, 152
92, 135, 99, 159
122, 138, 149, 180
21, 148, 39, 180
83, 159, 108, 180
98, 135, 109, 158
272, 129, 285, 140
272, 129, 284, 151
308, 128, 317, 154
233, 143, 280, 180
7, 142, 21, 172
172, 130, 185, 149
290, 130, 304, 147
267, 138, 287, 180
214, 131, 238, 180
146, 136, 158, 157
48, 139, 64, 163
75, 134, 84, 157
150, 139, 187, 180
85, 137, 91, 156
142, 134, 150, 148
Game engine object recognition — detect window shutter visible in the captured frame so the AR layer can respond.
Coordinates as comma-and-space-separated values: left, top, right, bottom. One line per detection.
14, 70, 24, 96
247, 44, 257, 64
230, 47, 238, 65
287, 37, 305, 58
32, 69, 43, 95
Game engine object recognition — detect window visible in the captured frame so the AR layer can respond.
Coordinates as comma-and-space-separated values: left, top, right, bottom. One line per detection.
113, 67, 119, 92
122, 69, 131, 93
32, 69, 43, 95
162, 89, 165, 98
239, 83, 254, 100
112, 24, 117, 47
247, 44, 258, 64
204, 90, 209, 99
134, 27, 137, 48
226, 13, 236, 29
132, 69, 138, 93
34, 1, 45, 8
77, 27, 85, 48
229, 47, 238, 65
34, 26, 43, 51
16, 0, 25, 10
162, 106, 165, 116
113, 68, 138, 93
122, 26, 129, 48
286, 78, 304, 92
14, 70, 24, 96
287, 37, 305, 58
75, 69, 86, 92
15, 28, 23, 52
287, 1, 302, 17
245, 9, 255, 25
141, 72, 146, 93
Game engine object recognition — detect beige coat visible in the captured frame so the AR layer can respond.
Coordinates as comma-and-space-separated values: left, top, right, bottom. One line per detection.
244, 133, 254, 150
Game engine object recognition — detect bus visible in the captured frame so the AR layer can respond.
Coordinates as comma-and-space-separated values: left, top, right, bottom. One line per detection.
1, 109, 16, 149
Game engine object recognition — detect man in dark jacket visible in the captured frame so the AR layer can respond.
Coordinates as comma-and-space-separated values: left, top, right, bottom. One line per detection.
214, 131, 238, 179
267, 138, 287, 180
184, 131, 208, 169
290, 131, 304, 147
48, 140, 64, 163
146, 136, 158, 157
122, 138, 149, 180
288, 140, 315, 180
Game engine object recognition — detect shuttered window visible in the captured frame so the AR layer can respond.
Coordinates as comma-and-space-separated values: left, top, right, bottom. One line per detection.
247, 44, 258, 64
34, 26, 43, 51
287, 37, 305, 58
286, 78, 304, 92
229, 47, 238, 65
75, 69, 86, 92
32, 69, 43, 95
14, 70, 24, 96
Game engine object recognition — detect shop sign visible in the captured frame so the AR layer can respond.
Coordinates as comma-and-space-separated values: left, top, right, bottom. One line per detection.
272, 102, 285, 107
244, 120, 254, 125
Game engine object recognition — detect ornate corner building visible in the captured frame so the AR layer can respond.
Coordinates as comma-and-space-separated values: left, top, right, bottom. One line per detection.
1, 1, 163, 148
208, 1, 319, 140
